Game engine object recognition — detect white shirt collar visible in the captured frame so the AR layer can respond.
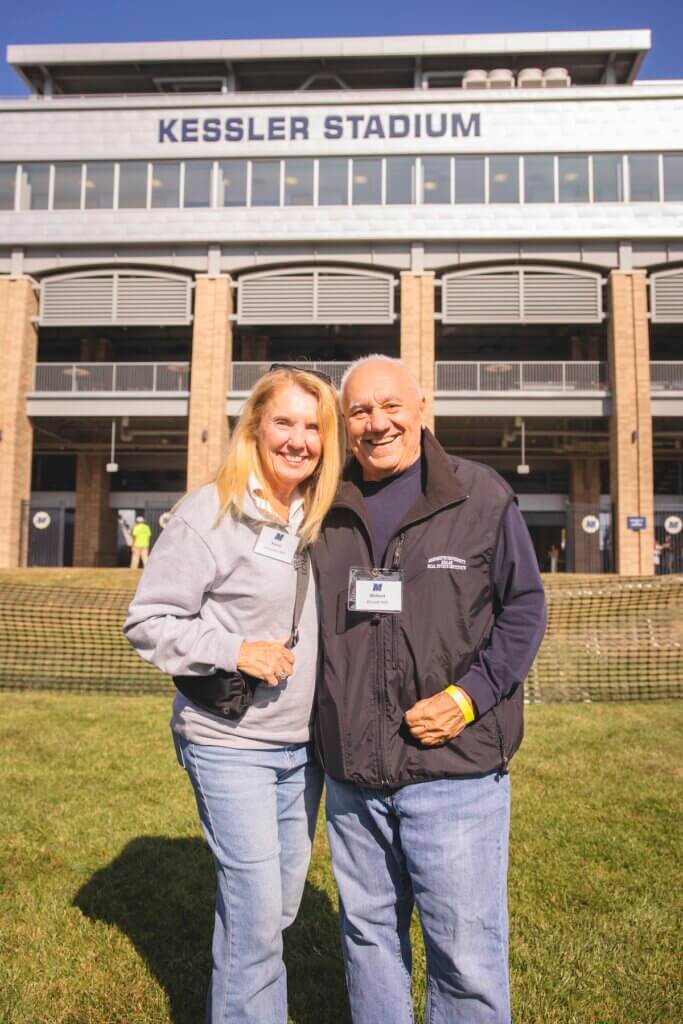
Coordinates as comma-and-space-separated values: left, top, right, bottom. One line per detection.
247, 472, 304, 527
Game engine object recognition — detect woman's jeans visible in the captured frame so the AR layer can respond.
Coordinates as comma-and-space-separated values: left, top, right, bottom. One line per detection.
326, 771, 511, 1024
173, 733, 323, 1024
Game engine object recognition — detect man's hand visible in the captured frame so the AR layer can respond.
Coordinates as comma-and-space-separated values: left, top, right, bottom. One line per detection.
404, 691, 467, 747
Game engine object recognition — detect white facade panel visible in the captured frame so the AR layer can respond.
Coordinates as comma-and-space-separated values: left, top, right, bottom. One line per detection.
4, 202, 682, 248
1, 90, 682, 161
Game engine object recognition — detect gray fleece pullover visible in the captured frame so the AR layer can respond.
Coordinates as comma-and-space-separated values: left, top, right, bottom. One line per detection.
123, 480, 317, 748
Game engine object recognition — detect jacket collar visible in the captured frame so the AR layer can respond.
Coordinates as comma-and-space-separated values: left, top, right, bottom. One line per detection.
333, 428, 469, 525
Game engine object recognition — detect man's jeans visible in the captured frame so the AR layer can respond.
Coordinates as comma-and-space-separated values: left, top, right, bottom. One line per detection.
326, 772, 511, 1024
174, 733, 323, 1024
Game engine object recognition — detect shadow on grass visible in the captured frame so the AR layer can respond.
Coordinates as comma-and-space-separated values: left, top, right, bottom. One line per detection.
74, 836, 349, 1024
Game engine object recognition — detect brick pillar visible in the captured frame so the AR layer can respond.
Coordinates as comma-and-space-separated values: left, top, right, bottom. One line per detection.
0, 277, 38, 568
569, 458, 601, 572
400, 272, 435, 431
73, 453, 117, 567
608, 271, 654, 575
187, 276, 233, 492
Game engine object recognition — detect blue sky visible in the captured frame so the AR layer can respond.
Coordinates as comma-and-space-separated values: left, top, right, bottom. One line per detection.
1, 0, 679, 96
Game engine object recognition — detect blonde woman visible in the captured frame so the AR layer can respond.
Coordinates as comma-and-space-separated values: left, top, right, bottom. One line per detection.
124, 366, 342, 1024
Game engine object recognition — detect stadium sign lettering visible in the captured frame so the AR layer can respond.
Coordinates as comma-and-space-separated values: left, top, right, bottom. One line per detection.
158, 111, 481, 144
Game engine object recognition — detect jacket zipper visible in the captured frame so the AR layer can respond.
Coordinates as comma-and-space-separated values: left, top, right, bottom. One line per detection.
375, 532, 406, 784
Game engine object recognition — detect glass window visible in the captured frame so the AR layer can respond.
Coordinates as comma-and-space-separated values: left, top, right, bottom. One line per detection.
421, 157, 450, 203
628, 155, 659, 201
593, 155, 624, 202
251, 160, 280, 206
0, 164, 17, 210
558, 156, 589, 202
219, 160, 247, 207
84, 163, 114, 209
284, 159, 313, 206
662, 154, 683, 201
184, 161, 212, 208
489, 156, 519, 203
454, 157, 485, 204
53, 163, 82, 210
386, 157, 415, 204
352, 158, 381, 204
118, 162, 148, 209
151, 162, 180, 208
318, 158, 348, 205
21, 163, 50, 210
524, 156, 554, 203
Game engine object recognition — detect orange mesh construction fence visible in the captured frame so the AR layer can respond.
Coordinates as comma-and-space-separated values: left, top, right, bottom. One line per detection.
0, 571, 681, 701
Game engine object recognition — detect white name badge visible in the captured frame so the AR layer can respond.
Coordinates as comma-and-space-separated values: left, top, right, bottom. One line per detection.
254, 526, 299, 564
348, 567, 403, 614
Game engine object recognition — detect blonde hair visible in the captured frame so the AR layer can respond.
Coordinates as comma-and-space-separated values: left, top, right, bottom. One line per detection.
213, 367, 343, 546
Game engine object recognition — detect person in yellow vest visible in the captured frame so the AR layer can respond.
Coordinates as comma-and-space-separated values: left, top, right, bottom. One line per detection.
130, 515, 152, 569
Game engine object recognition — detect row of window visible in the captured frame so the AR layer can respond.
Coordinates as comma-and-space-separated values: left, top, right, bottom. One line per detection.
2, 153, 683, 212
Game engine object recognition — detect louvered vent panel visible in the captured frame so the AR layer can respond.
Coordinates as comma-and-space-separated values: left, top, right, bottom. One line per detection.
116, 277, 191, 325
238, 270, 395, 324
651, 272, 683, 323
40, 272, 192, 326
443, 268, 603, 324
317, 274, 394, 323
40, 278, 114, 326
443, 273, 521, 323
523, 273, 602, 323
238, 276, 315, 324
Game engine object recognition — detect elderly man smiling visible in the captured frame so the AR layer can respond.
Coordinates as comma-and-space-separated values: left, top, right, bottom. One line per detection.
312, 355, 547, 1024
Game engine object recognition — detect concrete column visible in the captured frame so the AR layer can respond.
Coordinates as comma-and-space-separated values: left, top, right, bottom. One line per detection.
0, 277, 38, 568
400, 272, 435, 431
187, 275, 233, 492
73, 453, 118, 567
608, 271, 654, 575
569, 458, 601, 572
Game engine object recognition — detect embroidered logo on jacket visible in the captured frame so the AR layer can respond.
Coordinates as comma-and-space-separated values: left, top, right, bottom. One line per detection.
427, 555, 467, 570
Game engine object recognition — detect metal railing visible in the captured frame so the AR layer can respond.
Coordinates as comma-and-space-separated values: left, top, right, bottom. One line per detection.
30, 360, 681, 397
33, 362, 190, 393
435, 361, 608, 393
650, 362, 683, 391
231, 361, 351, 392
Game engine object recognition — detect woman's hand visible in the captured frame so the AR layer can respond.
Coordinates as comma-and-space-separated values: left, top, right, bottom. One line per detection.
237, 639, 295, 687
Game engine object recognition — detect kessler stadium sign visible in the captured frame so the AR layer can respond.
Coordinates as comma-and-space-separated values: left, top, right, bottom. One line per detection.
158, 110, 482, 144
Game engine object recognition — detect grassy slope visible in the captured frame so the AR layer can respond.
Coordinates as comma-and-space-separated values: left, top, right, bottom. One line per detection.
0, 697, 680, 1024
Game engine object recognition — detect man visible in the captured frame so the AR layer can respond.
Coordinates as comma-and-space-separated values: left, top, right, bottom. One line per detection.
129, 514, 152, 569
312, 355, 547, 1024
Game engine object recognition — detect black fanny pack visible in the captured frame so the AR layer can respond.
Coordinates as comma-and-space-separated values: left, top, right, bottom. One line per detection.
172, 548, 310, 721
173, 668, 261, 720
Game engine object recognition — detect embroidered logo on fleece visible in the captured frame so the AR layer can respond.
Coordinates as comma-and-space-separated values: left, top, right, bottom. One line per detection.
427, 555, 467, 570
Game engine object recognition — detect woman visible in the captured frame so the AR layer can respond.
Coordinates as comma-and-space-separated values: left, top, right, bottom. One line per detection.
124, 366, 342, 1024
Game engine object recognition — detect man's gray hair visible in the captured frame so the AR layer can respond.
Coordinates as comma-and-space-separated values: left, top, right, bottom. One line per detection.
340, 354, 422, 400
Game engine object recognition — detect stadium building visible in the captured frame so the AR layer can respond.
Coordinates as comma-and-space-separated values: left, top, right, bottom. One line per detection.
0, 29, 682, 573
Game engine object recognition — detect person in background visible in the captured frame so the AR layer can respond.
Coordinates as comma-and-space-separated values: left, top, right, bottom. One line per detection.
129, 514, 152, 569
548, 542, 560, 573
124, 366, 342, 1024
313, 355, 547, 1024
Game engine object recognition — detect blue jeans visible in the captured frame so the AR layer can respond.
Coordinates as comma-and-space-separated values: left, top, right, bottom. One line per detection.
174, 733, 323, 1024
326, 772, 511, 1024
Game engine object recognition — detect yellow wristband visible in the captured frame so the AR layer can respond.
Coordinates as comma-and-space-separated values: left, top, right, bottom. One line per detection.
445, 685, 475, 724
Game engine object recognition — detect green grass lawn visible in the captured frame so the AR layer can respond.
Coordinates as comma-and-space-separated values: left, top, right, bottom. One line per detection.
0, 696, 680, 1024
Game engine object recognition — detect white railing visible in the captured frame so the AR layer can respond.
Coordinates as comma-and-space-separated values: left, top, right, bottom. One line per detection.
32, 360, 681, 397
435, 361, 608, 393
650, 362, 683, 391
33, 362, 190, 393
231, 361, 351, 392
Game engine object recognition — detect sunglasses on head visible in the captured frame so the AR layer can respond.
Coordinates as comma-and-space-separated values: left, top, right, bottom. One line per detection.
268, 363, 334, 386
